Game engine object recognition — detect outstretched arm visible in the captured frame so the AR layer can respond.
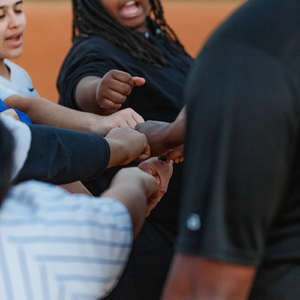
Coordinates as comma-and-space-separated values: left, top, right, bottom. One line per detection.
4, 94, 144, 137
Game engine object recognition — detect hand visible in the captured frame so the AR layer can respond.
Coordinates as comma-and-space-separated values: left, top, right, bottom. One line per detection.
135, 120, 173, 157
160, 145, 184, 164
138, 157, 173, 216
105, 127, 151, 168
101, 167, 159, 236
96, 70, 145, 111
135, 118, 185, 157
0, 109, 20, 121
95, 108, 145, 136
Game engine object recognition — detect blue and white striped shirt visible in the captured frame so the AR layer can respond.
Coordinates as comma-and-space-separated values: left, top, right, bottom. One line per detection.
0, 180, 133, 300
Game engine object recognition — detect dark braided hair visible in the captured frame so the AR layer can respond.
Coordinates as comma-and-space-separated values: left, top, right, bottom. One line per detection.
72, 0, 189, 68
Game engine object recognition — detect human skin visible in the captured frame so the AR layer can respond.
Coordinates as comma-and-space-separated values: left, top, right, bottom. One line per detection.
0, 108, 19, 120
5, 94, 145, 137
161, 254, 256, 300
102, 157, 173, 237
135, 116, 185, 158
105, 127, 151, 168
100, 0, 149, 33
76, 71, 145, 115
0, 0, 26, 79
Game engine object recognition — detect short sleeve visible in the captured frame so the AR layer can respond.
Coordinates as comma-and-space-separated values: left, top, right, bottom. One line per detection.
177, 40, 300, 265
57, 37, 121, 110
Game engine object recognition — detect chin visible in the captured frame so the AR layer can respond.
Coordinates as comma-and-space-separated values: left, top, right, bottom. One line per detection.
7, 50, 23, 60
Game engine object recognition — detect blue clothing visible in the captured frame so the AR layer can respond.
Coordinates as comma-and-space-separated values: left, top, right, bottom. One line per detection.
0, 99, 32, 125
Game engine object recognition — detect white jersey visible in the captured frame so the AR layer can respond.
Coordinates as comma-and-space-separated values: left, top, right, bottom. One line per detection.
0, 59, 39, 100
0, 180, 133, 300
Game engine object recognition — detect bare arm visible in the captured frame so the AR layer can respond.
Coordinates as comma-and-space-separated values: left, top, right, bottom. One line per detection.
162, 254, 256, 300
4, 94, 144, 136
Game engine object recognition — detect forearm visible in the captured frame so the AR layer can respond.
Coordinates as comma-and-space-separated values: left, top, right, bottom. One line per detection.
76, 76, 117, 115
5, 95, 109, 136
162, 254, 256, 300
163, 118, 185, 149
101, 176, 147, 237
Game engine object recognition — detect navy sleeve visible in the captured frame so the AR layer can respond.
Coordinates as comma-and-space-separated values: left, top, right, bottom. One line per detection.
14, 124, 110, 185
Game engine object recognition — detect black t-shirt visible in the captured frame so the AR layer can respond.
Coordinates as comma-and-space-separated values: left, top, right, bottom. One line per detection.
178, 0, 300, 298
58, 30, 192, 123
57, 27, 193, 299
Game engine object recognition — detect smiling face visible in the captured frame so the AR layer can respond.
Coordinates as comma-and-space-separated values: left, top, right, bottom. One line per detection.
100, 0, 149, 33
0, 0, 26, 61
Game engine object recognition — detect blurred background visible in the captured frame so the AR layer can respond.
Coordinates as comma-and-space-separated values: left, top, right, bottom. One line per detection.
15, 0, 244, 102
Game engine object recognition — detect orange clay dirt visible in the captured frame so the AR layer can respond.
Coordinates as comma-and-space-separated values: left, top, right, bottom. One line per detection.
14, 1, 244, 103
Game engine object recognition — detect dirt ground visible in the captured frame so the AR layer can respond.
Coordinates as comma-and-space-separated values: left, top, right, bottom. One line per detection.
14, 1, 243, 102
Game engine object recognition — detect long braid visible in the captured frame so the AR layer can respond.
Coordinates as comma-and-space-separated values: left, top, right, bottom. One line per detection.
72, 0, 189, 68
149, 0, 185, 53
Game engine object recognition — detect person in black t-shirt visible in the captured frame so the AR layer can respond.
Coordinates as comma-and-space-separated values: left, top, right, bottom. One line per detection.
160, 0, 300, 299
57, 1, 193, 299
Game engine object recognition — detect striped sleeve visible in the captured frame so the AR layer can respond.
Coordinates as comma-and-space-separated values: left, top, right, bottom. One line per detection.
0, 181, 133, 300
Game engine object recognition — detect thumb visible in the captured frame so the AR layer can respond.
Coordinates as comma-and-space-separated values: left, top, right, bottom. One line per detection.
132, 76, 146, 87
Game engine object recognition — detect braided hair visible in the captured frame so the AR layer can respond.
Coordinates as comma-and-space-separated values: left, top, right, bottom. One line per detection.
72, 0, 189, 68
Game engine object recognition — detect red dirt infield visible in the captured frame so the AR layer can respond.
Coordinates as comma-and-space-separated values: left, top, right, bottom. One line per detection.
14, 1, 244, 102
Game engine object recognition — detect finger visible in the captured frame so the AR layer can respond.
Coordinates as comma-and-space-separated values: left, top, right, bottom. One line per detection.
105, 78, 133, 97
120, 108, 145, 127
160, 146, 184, 163
130, 111, 145, 124
100, 98, 122, 110
135, 146, 151, 162
132, 76, 146, 87
111, 70, 136, 87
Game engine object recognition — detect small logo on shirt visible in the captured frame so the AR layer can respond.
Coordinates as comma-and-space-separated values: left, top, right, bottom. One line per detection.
186, 214, 201, 231
28, 87, 34, 92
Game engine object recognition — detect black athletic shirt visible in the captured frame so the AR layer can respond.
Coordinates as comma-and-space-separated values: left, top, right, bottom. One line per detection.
178, 0, 300, 298
57, 23, 193, 300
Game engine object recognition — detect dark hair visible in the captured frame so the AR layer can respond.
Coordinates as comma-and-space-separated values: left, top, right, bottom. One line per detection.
72, 0, 189, 68
0, 120, 14, 206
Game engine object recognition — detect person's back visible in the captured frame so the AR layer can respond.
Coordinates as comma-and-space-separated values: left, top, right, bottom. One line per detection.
162, 0, 300, 299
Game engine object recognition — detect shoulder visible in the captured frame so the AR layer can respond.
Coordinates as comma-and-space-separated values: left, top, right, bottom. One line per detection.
72, 35, 116, 53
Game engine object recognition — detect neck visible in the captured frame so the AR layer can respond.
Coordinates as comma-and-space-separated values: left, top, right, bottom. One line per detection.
0, 59, 10, 80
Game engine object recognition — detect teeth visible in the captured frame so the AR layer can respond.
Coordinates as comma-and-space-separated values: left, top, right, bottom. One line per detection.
125, 1, 135, 6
